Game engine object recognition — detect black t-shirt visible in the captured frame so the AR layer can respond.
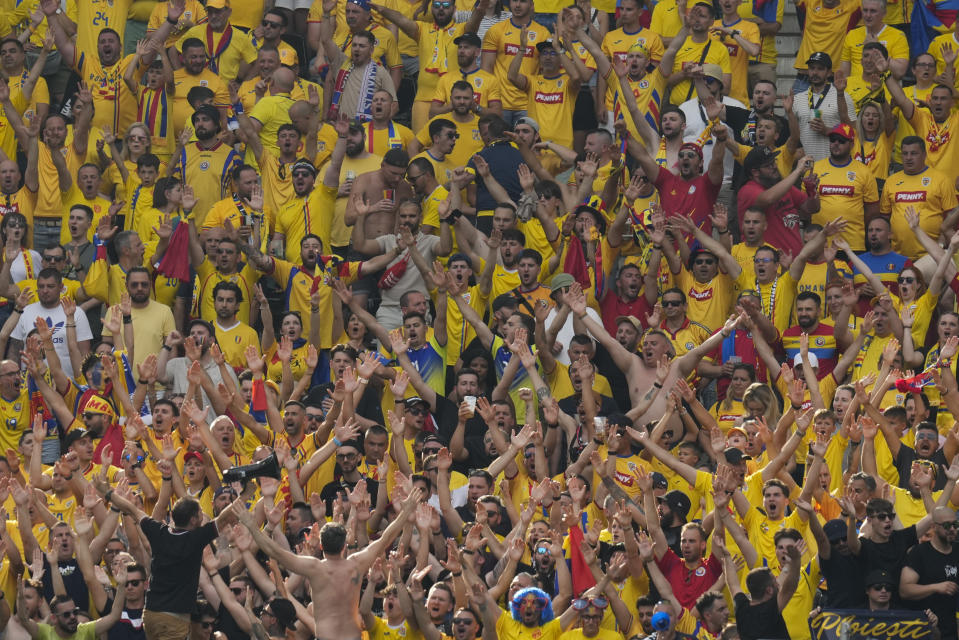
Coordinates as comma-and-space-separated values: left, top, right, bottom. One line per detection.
733, 592, 789, 640
139, 518, 218, 614
903, 541, 959, 637
819, 551, 865, 608
320, 476, 379, 516
42, 558, 88, 612
895, 445, 949, 490
593, 344, 631, 412
858, 526, 918, 605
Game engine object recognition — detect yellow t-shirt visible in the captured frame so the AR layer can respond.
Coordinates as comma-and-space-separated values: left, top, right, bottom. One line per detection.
841, 25, 910, 80
413, 22, 468, 102
0, 388, 30, 455
195, 259, 261, 325
794, 0, 860, 72
880, 165, 958, 259
213, 321, 260, 369
734, 270, 797, 336
147, 0, 208, 49
497, 611, 562, 640
414, 114, 483, 170
67, 0, 134, 69
275, 185, 336, 265
738, 0, 785, 64
174, 141, 242, 225
249, 94, 295, 160
675, 269, 735, 332
171, 68, 230, 137
907, 108, 959, 186
433, 67, 503, 109
710, 19, 761, 105
811, 157, 879, 252
669, 37, 732, 105
73, 52, 138, 135
525, 72, 576, 150
482, 19, 551, 111
176, 25, 258, 83
362, 121, 415, 158
650, 0, 684, 41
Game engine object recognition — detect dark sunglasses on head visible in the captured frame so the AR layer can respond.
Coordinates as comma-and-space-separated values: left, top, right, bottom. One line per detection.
572, 597, 608, 610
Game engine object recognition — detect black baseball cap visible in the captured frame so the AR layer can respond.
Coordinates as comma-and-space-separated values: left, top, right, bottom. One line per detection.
657, 490, 692, 522
806, 52, 832, 69
743, 146, 780, 175
454, 33, 482, 48
823, 519, 847, 542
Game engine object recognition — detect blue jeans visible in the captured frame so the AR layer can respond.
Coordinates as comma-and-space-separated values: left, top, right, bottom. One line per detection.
501, 109, 529, 127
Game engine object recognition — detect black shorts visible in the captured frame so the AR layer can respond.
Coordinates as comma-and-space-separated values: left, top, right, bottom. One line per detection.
573, 86, 598, 131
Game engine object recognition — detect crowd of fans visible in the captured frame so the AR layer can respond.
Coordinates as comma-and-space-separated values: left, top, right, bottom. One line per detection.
2, 0, 959, 639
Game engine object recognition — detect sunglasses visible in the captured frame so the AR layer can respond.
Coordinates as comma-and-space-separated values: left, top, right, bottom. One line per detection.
42, 254, 65, 261
535, 546, 550, 555
871, 512, 895, 521
59, 609, 82, 618
127, 579, 143, 587
937, 521, 959, 529
82, 413, 98, 421
422, 447, 441, 455
662, 299, 683, 307
898, 276, 916, 284
870, 584, 892, 592
916, 432, 938, 441
433, 1, 453, 6
452, 618, 475, 625
306, 414, 323, 421
262, 20, 284, 27
572, 597, 608, 610
405, 173, 423, 183
693, 258, 715, 266
407, 407, 428, 416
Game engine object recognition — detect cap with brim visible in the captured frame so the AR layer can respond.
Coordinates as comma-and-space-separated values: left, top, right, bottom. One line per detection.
701, 63, 724, 89
214, 486, 238, 498
806, 51, 833, 69
657, 489, 692, 521
404, 396, 428, 408
573, 204, 606, 234
793, 352, 819, 368
206, 0, 230, 8
615, 315, 642, 332
679, 142, 703, 161
723, 447, 751, 465
828, 122, 855, 141
64, 429, 91, 448
536, 40, 555, 52
823, 519, 847, 541
649, 471, 668, 490
454, 33, 482, 47
864, 569, 893, 587
727, 426, 748, 438
550, 273, 575, 291
183, 451, 204, 464
742, 146, 780, 175
515, 116, 540, 133
347, 0, 372, 9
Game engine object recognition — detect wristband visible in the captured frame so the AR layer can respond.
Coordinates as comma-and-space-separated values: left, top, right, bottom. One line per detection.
592, 438, 604, 445
104, 489, 114, 503
232, 102, 244, 115
163, 344, 173, 351
138, 379, 150, 385
450, 571, 462, 577
332, 437, 343, 447
545, 422, 558, 429
65, 324, 75, 328
208, 571, 219, 578
653, 382, 663, 389
394, 399, 406, 404
12, 307, 22, 314
358, 377, 369, 385
110, 506, 121, 513
462, 549, 476, 554
167, 16, 178, 25
791, 403, 802, 410
122, 315, 132, 324
717, 228, 729, 234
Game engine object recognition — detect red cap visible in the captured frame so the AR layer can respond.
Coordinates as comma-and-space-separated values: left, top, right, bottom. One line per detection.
828, 122, 855, 141
678, 142, 703, 160
183, 451, 204, 464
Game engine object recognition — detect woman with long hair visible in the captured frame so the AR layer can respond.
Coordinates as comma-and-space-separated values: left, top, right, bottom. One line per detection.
853, 100, 895, 193
0, 212, 40, 284
101, 122, 167, 201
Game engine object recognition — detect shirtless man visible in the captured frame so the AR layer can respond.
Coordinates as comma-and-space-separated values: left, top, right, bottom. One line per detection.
344, 150, 415, 241
232, 488, 422, 640
567, 285, 743, 429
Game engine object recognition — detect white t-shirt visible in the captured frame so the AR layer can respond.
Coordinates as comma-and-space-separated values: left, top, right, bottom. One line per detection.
12, 302, 93, 375
546, 306, 603, 366
8, 250, 41, 283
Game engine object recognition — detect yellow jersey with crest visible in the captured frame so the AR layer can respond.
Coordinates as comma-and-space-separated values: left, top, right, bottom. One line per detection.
482, 19, 550, 110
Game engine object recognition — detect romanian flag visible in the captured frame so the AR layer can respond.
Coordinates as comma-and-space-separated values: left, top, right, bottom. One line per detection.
912, 0, 959, 54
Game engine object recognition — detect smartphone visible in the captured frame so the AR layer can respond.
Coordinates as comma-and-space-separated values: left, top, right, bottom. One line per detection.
594, 416, 607, 435
464, 395, 477, 415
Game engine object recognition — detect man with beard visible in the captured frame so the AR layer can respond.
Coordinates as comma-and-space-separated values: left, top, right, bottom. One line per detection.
201, 164, 263, 237
10, 268, 91, 372
0, 359, 30, 454
320, 436, 379, 515
624, 108, 727, 233
167, 38, 229, 135
781, 292, 847, 379
649, 289, 711, 358
371, 0, 484, 132
172, 0, 256, 83
351, 199, 451, 329
361, 90, 416, 157
901, 506, 959, 638
737, 146, 819, 258
157, 319, 239, 410
270, 154, 341, 265
853, 217, 909, 296
175, 105, 242, 225
206, 282, 258, 369
809, 123, 880, 252
327, 124, 389, 255
667, 3, 731, 105
599, 262, 648, 336
792, 51, 856, 161
741, 80, 788, 145
321, 0, 402, 91
43, 0, 140, 134
413, 83, 483, 170
431, 33, 502, 117
100, 267, 176, 373
321, 27, 398, 123
18, 589, 127, 640
597, 0, 664, 126
0, 157, 33, 217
